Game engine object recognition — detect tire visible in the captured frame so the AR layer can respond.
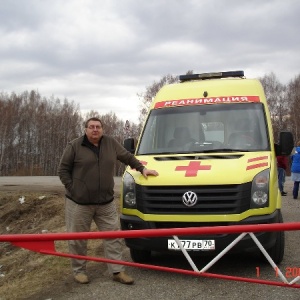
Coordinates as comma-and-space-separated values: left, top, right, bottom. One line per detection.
263, 211, 285, 264
268, 230, 285, 264
130, 248, 151, 263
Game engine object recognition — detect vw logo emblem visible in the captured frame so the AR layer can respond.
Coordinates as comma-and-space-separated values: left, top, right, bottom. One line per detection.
182, 191, 198, 207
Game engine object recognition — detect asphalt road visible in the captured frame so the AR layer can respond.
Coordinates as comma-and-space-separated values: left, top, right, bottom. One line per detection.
0, 176, 122, 193
1, 176, 300, 300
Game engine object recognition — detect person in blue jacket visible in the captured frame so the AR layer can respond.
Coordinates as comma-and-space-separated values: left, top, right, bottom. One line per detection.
291, 141, 300, 199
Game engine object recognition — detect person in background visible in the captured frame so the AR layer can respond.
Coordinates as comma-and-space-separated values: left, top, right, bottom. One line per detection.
58, 117, 159, 285
291, 141, 300, 199
277, 155, 288, 196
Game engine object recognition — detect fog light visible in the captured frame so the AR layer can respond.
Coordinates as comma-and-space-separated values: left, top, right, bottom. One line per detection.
128, 224, 133, 229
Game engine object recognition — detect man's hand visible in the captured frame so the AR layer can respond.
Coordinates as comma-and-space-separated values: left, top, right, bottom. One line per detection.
142, 168, 159, 179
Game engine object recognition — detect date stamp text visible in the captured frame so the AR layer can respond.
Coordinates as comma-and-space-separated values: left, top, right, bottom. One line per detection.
256, 266, 300, 278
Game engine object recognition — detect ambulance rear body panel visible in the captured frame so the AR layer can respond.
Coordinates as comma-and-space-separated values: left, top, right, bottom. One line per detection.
120, 72, 284, 261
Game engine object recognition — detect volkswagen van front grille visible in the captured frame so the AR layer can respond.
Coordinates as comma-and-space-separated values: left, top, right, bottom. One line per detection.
135, 183, 252, 215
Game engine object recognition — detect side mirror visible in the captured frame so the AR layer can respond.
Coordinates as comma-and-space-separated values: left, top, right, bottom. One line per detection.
274, 143, 281, 156
277, 131, 294, 155
124, 138, 136, 154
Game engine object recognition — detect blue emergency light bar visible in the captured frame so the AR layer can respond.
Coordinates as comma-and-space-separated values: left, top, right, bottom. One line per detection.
179, 70, 245, 82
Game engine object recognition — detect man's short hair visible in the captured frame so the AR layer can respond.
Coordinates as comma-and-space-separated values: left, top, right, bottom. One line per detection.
84, 117, 103, 128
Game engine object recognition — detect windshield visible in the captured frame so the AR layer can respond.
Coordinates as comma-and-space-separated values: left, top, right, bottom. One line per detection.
137, 103, 270, 155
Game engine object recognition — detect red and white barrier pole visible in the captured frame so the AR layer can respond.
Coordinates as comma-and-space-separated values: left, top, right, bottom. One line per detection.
1, 222, 300, 288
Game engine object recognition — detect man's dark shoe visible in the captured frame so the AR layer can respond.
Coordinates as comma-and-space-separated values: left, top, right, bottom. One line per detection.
281, 192, 287, 196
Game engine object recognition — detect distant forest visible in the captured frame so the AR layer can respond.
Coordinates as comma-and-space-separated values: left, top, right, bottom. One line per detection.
0, 72, 300, 176
0, 90, 140, 176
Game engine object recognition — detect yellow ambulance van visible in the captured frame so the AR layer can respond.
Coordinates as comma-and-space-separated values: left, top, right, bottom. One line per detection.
121, 70, 294, 264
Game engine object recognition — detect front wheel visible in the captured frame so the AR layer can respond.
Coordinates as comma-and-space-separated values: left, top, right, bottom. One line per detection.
130, 248, 151, 263
262, 212, 285, 264
267, 229, 285, 264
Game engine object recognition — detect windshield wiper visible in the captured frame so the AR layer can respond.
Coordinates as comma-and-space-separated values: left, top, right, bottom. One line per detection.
188, 148, 251, 153
140, 148, 252, 155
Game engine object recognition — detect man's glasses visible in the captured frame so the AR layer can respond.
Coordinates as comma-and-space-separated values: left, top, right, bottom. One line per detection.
87, 125, 102, 130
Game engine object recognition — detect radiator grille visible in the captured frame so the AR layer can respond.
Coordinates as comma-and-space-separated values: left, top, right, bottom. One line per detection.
135, 183, 251, 215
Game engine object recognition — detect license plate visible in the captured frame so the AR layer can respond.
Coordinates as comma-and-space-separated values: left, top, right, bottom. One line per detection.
168, 239, 215, 251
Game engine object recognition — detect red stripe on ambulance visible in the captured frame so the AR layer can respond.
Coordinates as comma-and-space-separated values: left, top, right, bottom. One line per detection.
246, 156, 269, 170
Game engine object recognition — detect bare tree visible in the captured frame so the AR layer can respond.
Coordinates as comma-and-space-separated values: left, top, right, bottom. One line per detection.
287, 74, 300, 142
0, 92, 24, 175
137, 70, 194, 127
0, 91, 82, 175
137, 74, 179, 125
259, 73, 289, 142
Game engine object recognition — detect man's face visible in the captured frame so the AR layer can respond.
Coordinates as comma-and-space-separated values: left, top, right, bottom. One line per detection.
85, 120, 103, 143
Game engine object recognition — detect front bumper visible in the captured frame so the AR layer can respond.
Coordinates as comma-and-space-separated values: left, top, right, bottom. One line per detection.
120, 210, 281, 254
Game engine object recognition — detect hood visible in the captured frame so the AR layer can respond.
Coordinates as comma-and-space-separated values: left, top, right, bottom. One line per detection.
130, 152, 270, 186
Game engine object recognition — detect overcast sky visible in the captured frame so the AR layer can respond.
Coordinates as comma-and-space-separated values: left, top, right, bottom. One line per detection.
0, 0, 299, 123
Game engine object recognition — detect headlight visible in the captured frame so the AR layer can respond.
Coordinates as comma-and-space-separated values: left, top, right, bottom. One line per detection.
123, 172, 136, 208
251, 169, 269, 208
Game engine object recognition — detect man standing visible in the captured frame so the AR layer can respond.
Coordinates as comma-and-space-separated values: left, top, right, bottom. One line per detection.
277, 155, 288, 196
58, 117, 158, 284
